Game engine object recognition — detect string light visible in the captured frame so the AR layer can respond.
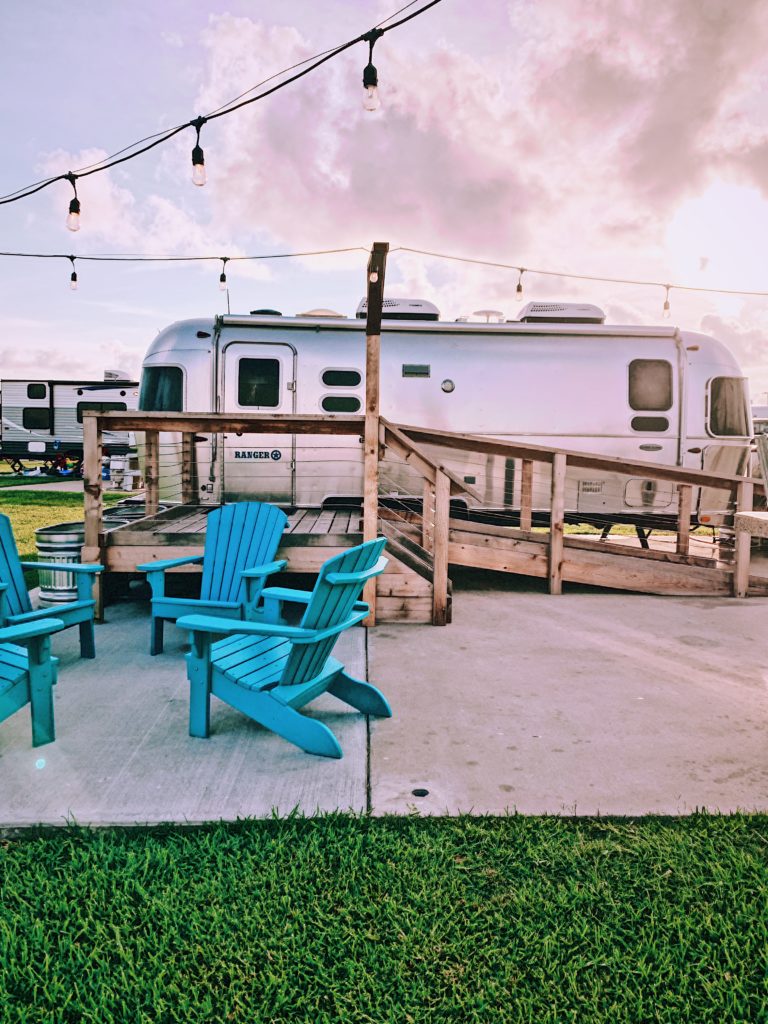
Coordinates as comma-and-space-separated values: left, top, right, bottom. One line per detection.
663, 284, 671, 318
362, 28, 383, 111
191, 117, 207, 186
0, 0, 445, 220
516, 268, 524, 299
65, 173, 80, 232
68, 255, 78, 291
219, 257, 229, 291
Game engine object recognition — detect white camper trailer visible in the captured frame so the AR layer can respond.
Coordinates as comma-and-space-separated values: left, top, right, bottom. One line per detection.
138, 300, 752, 524
0, 373, 139, 473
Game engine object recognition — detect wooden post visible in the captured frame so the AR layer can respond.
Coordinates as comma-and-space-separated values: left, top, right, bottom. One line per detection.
432, 470, 450, 625
676, 484, 692, 556
520, 459, 533, 532
362, 242, 389, 625
82, 413, 104, 618
181, 431, 197, 505
145, 430, 160, 517
422, 479, 435, 551
548, 453, 566, 595
733, 479, 755, 598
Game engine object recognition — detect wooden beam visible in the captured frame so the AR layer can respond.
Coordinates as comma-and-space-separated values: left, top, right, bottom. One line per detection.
432, 470, 450, 625
181, 432, 197, 505
676, 484, 692, 556
733, 479, 755, 598
82, 413, 104, 617
520, 459, 533, 532
422, 479, 435, 551
93, 412, 366, 435
548, 453, 566, 594
145, 431, 160, 517
363, 242, 389, 625
381, 418, 482, 501
397, 423, 760, 493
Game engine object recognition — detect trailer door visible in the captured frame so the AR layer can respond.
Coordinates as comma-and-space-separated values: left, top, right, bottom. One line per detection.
222, 342, 296, 503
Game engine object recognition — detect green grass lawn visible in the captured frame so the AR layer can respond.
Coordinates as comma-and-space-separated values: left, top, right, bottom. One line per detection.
0, 490, 129, 586
1, 815, 766, 1023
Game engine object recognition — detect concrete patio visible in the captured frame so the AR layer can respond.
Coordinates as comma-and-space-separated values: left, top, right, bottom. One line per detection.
1, 570, 767, 827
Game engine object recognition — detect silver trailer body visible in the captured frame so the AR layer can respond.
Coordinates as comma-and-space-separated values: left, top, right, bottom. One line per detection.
0, 378, 139, 468
139, 306, 752, 521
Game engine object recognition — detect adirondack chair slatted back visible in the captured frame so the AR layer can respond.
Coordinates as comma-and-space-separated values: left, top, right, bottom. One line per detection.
0, 515, 33, 617
199, 503, 287, 604
280, 538, 387, 686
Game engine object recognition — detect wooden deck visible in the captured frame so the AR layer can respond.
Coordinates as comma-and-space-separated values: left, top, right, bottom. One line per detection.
103, 505, 437, 624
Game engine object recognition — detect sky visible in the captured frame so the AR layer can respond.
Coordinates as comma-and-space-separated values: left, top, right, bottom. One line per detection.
1, 0, 767, 399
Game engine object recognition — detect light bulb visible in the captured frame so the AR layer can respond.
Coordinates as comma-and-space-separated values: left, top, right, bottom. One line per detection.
219, 272, 227, 291
363, 60, 380, 112
363, 85, 380, 112
191, 144, 206, 186
663, 302, 671, 319
516, 282, 523, 298
66, 197, 81, 232
70, 271, 78, 291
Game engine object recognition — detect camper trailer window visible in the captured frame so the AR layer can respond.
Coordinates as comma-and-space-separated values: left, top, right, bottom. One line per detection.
631, 416, 669, 432
708, 377, 750, 437
238, 358, 280, 407
76, 401, 127, 423
628, 360, 672, 411
322, 369, 361, 387
321, 396, 361, 413
139, 366, 183, 412
22, 407, 51, 430
27, 384, 46, 400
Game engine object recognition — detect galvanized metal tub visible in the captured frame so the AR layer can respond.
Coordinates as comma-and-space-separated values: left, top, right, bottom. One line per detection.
34, 522, 85, 605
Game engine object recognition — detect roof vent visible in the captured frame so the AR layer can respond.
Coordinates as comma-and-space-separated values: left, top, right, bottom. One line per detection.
250, 308, 282, 316
356, 297, 440, 321
297, 308, 344, 318
517, 302, 605, 324
103, 369, 132, 381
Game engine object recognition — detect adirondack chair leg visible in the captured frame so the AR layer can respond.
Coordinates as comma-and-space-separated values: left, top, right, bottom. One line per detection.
187, 640, 211, 737
78, 620, 96, 660
28, 636, 56, 747
328, 670, 392, 718
259, 699, 344, 758
150, 617, 164, 656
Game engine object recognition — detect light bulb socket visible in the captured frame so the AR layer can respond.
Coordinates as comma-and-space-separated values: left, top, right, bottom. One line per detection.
219, 272, 227, 290
70, 271, 78, 290
516, 283, 523, 296
363, 61, 378, 89
191, 145, 205, 167
68, 197, 81, 216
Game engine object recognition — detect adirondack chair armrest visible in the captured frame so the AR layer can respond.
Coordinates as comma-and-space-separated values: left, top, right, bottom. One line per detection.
20, 561, 103, 574
240, 560, 287, 579
177, 614, 314, 640
261, 587, 312, 605
136, 555, 205, 573
326, 556, 388, 586
0, 618, 65, 643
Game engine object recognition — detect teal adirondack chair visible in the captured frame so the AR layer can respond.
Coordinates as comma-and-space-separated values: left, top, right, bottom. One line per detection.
0, 514, 103, 659
178, 537, 391, 758
137, 502, 288, 655
0, 610, 64, 747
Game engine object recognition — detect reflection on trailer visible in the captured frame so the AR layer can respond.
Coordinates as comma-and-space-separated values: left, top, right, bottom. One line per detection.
0, 373, 139, 472
138, 300, 753, 524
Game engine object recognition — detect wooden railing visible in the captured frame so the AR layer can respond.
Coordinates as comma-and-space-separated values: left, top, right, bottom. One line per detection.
81, 412, 765, 623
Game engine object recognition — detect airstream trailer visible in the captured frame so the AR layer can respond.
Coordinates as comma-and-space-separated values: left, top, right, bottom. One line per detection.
0, 373, 139, 473
138, 300, 752, 524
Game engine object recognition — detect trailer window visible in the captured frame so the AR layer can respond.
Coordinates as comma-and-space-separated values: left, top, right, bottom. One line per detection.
322, 369, 361, 387
27, 383, 46, 400
628, 360, 672, 411
22, 407, 51, 430
76, 401, 127, 423
139, 366, 183, 412
238, 358, 280, 407
708, 377, 750, 437
321, 396, 361, 413
631, 416, 669, 432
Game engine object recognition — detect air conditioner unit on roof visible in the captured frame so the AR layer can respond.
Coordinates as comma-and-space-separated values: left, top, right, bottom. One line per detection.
517, 302, 605, 324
